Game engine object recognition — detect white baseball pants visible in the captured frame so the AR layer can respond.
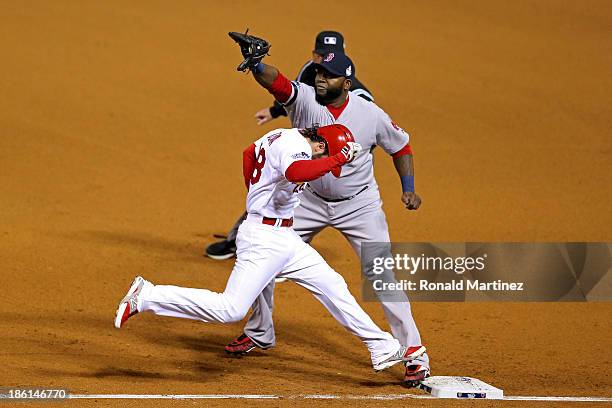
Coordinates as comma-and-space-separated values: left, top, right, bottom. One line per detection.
138, 216, 401, 366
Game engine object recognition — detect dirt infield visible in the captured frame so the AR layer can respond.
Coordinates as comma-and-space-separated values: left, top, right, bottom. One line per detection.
1, 1, 610, 406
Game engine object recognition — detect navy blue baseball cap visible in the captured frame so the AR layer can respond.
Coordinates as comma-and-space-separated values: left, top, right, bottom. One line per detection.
315, 52, 354, 78
314, 31, 345, 55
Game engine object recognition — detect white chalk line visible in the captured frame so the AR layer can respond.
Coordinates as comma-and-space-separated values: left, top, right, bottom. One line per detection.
65, 394, 612, 402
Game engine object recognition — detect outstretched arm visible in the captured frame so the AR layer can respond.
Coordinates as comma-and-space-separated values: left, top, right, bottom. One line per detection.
252, 64, 294, 105
392, 144, 422, 210
251, 63, 278, 89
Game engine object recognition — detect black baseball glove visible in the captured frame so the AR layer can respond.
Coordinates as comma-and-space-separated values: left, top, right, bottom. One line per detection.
228, 29, 271, 72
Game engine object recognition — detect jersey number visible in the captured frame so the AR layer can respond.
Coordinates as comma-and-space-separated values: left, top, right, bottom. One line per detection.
250, 147, 266, 185
292, 183, 306, 194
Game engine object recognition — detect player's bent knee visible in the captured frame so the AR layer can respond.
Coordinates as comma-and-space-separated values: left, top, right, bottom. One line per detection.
222, 305, 249, 323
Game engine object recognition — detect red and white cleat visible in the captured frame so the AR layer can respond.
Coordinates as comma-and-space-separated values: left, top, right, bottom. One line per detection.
224, 333, 269, 356
114, 276, 146, 329
373, 345, 427, 372
403, 364, 430, 388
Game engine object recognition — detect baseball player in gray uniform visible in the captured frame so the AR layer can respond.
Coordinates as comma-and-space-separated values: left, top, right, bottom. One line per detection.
207, 31, 373, 260
224, 32, 429, 387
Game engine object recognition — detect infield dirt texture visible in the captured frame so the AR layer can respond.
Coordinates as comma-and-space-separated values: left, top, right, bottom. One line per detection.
1, 1, 610, 407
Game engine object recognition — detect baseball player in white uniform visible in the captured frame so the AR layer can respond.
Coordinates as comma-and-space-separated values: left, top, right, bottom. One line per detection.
225, 32, 429, 387
114, 124, 426, 373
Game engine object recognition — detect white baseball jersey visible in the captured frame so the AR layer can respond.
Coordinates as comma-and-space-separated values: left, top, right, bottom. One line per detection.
284, 82, 410, 199
246, 128, 311, 219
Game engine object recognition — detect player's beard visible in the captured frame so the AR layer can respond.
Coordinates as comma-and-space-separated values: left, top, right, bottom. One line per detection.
315, 85, 344, 105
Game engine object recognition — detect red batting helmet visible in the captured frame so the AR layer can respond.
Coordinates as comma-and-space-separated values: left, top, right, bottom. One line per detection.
316, 124, 355, 177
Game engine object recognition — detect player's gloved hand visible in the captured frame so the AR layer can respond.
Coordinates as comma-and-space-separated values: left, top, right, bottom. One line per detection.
401, 191, 422, 210
228, 29, 271, 72
339, 142, 362, 164
254, 108, 273, 125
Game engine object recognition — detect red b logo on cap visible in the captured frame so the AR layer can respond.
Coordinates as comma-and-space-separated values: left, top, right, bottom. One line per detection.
324, 53, 335, 62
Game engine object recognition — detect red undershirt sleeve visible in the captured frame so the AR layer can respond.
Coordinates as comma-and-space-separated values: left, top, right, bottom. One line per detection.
391, 143, 413, 158
243, 144, 256, 189
285, 154, 347, 183
267, 72, 293, 104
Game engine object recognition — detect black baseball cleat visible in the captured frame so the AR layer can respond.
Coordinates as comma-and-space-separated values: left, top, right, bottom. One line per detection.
205, 239, 237, 260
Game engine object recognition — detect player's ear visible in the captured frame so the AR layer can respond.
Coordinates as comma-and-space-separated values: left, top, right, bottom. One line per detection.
344, 78, 352, 91
317, 141, 327, 154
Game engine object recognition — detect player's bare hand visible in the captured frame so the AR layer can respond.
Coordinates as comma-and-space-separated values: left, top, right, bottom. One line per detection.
255, 108, 273, 125
401, 191, 421, 210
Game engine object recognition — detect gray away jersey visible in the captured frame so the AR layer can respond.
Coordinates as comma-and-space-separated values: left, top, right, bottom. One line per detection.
283, 82, 409, 199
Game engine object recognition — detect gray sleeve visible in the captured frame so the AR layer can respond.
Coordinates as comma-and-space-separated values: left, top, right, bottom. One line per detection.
375, 107, 410, 154
284, 82, 316, 124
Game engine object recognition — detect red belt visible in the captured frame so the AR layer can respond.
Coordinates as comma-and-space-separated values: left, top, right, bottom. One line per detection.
262, 217, 293, 227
